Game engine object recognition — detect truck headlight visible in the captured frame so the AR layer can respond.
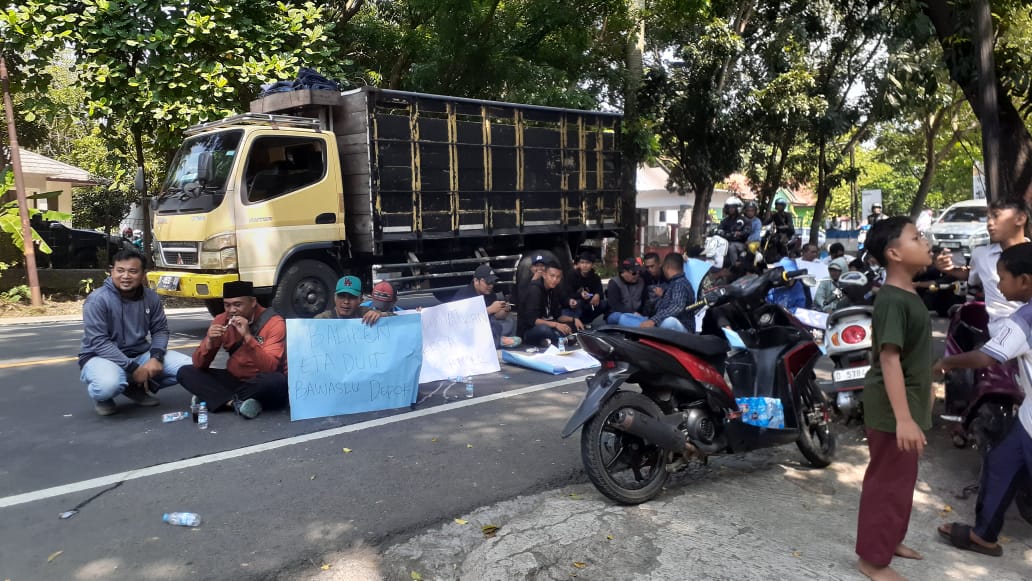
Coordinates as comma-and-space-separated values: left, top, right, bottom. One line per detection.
200, 247, 237, 270
201, 232, 236, 251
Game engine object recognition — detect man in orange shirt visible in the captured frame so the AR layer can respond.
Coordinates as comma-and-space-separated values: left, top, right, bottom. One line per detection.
176, 281, 288, 419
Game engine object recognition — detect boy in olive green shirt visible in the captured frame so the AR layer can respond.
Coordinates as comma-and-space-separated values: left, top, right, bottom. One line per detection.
855, 217, 933, 581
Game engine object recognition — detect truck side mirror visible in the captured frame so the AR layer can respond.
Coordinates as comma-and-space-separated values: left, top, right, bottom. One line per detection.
134, 167, 146, 194
196, 152, 213, 184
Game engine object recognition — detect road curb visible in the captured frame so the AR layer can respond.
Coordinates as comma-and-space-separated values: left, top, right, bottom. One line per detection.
0, 307, 209, 326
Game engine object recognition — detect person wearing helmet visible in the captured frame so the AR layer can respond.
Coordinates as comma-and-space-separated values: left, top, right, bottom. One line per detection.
718, 197, 750, 269
743, 201, 762, 243
867, 203, 888, 225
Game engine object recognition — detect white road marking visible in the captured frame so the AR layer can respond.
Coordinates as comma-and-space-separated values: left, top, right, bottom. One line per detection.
0, 374, 587, 509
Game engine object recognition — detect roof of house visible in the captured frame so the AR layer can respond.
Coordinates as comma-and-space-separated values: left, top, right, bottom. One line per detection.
15, 148, 99, 185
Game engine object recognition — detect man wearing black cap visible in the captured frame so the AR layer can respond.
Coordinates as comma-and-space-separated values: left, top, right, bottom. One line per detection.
518, 260, 583, 347
451, 264, 521, 348
605, 258, 646, 324
176, 281, 288, 420
564, 251, 605, 326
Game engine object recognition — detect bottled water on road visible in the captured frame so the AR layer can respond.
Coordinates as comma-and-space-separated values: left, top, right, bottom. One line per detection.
161, 411, 189, 423
163, 512, 201, 527
558, 336, 566, 352
465, 375, 474, 398
197, 402, 208, 430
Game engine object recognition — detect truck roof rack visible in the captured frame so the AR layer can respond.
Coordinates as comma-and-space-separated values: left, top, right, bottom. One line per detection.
184, 113, 322, 136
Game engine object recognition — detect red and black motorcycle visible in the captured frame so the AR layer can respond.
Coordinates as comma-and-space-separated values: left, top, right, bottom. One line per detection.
562, 267, 836, 504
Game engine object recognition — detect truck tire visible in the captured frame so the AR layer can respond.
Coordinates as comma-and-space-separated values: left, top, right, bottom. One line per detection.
512, 249, 558, 310
204, 299, 225, 317
272, 259, 338, 319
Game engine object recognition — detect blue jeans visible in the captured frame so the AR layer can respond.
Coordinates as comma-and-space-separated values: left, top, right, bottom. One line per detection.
610, 313, 688, 333
80, 350, 192, 402
974, 421, 1032, 543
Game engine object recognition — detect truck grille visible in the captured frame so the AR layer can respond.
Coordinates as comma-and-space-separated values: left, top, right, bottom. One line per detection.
160, 242, 199, 266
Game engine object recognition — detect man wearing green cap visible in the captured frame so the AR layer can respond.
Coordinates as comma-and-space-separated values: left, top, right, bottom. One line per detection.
315, 276, 389, 325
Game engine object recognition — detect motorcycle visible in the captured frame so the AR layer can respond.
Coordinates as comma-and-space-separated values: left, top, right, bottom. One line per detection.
562, 267, 836, 504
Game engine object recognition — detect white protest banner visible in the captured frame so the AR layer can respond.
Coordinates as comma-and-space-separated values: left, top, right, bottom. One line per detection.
286, 315, 423, 421
418, 296, 502, 383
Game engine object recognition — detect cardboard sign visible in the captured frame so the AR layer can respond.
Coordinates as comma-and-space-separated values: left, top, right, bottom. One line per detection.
418, 297, 502, 383
286, 316, 422, 421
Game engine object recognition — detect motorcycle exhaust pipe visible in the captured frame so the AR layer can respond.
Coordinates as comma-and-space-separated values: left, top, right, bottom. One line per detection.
610, 409, 692, 454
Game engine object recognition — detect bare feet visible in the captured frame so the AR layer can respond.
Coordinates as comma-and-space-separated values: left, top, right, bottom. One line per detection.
857, 558, 906, 581
893, 543, 923, 560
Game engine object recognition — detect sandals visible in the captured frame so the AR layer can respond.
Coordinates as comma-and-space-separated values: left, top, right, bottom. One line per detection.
938, 523, 1003, 557
500, 336, 522, 349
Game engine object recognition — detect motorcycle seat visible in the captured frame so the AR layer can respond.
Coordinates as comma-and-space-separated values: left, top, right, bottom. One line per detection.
599, 326, 729, 357
826, 305, 873, 327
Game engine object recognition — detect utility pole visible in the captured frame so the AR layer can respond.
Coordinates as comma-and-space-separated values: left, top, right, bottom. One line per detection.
850, 143, 858, 228
975, 0, 1005, 201
0, 51, 43, 307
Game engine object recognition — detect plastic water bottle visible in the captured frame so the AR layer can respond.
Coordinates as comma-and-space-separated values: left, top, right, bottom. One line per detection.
464, 375, 474, 398
197, 402, 208, 430
163, 512, 201, 527
558, 336, 567, 353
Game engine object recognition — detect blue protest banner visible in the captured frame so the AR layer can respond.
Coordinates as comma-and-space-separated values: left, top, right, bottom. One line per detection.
286, 315, 423, 421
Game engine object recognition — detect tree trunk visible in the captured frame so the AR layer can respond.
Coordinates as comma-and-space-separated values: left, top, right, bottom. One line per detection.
618, 3, 645, 259
688, 182, 715, 248
909, 127, 938, 219
924, 0, 1032, 203
810, 138, 828, 246
132, 128, 150, 263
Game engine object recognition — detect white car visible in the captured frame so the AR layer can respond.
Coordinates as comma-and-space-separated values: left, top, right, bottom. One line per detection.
926, 200, 989, 262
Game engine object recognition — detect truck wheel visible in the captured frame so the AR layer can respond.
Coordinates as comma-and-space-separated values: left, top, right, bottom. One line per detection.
512, 249, 558, 309
273, 259, 338, 319
204, 299, 225, 317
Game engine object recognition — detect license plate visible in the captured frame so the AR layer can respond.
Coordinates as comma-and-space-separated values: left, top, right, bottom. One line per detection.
157, 275, 180, 291
940, 241, 960, 249
833, 365, 869, 383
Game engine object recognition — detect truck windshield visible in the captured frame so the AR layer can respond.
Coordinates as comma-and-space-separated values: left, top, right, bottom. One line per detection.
155, 130, 242, 214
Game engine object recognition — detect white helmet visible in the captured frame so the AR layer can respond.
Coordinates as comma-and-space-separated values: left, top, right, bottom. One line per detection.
725, 196, 743, 207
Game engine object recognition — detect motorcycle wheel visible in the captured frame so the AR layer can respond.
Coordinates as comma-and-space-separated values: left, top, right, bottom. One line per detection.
795, 376, 837, 467
580, 391, 670, 505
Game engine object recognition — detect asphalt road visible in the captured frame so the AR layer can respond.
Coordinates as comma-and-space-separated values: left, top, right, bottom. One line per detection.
0, 304, 595, 581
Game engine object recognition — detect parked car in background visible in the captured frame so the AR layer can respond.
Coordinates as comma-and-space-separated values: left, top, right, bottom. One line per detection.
925, 200, 988, 264
32, 217, 132, 269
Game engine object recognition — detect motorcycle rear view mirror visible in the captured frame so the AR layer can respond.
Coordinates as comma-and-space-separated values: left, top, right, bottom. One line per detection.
800, 275, 818, 288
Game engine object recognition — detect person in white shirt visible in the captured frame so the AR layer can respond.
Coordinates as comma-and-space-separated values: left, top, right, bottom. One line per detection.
915, 206, 934, 232
932, 241, 1032, 558
936, 199, 1028, 329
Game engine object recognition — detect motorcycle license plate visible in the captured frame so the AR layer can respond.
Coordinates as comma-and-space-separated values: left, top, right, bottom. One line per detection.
833, 365, 869, 383
157, 275, 180, 291
940, 241, 960, 249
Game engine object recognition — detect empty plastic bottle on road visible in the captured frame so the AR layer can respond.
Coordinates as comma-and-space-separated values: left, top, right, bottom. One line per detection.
197, 402, 208, 430
558, 336, 567, 353
163, 512, 201, 527
465, 375, 475, 398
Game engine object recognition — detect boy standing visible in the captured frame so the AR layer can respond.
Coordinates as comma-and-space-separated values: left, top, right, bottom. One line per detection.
932, 242, 1032, 558
855, 217, 933, 581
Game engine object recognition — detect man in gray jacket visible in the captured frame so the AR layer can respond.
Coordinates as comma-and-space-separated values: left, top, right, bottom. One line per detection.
605, 258, 645, 324
78, 249, 192, 416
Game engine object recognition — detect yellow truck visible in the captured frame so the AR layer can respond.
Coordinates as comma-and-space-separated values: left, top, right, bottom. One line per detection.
147, 87, 621, 317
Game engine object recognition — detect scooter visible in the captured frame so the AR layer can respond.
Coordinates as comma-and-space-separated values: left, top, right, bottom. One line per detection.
562, 267, 836, 504
819, 271, 874, 420
941, 301, 1024, 452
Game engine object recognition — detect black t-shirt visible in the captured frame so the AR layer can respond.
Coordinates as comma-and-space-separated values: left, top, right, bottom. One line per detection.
451, 283, 494, 307
517, 278, 562, 338
564, 268, 603, 303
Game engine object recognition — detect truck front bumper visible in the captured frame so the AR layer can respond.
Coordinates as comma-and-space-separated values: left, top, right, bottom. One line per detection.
147, 271, 239, 299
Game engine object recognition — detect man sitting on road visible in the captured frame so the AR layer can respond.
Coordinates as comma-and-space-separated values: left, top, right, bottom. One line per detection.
451, 264, 521, 348
518, 260, 583, 347
177, 281, 288, 420
640, 251, 665, 316
605, 258, 645, 325
315, 276, 388, 325
78, 249, 192, 416
361, 280, 403, 313
564, 251, 605, 327
616, 253, 695, 332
